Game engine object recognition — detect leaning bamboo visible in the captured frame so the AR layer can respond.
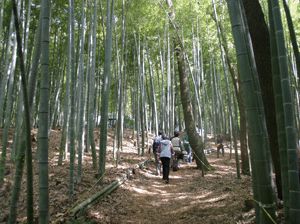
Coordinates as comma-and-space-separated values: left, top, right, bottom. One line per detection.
282, 0, 300, 82
9, 0, 34, 222
0, 32, 16, 183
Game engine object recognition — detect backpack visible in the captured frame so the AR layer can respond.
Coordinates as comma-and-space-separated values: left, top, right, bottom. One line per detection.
171, 137, 181, 153
152, 136, 161, 153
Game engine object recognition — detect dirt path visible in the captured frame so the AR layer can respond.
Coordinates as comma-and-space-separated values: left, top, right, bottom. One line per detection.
84, 155, 254, 224
0, 130, 254, 224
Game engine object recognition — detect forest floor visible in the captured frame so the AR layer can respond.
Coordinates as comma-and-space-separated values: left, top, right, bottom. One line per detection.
0, 129, 256, 224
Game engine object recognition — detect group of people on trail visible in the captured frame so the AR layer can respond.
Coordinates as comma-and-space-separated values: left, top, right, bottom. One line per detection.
151, 131, 192, 184
151, 130, 228, 183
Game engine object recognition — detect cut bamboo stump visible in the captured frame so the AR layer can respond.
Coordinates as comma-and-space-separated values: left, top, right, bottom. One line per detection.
137, 158, 151, 169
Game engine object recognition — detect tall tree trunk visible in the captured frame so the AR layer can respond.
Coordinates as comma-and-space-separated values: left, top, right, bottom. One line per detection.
269, 0, 300, 222
58, 67, 70, 165
227, 0, 277, 223
116, 0, 126, 157
9, 0, 34, 222
38, 0, 50, 222
176, 47, 210, 171
159, 36, 165, 132
22, 0, 32, 65
98, 0, 113, 178
87, 0, 97, 169
0, 0, 4, 43
147, 46, 158, 135
232, 93, 241, 179
242, 0, 282, 200
268, 0, 289, 220
28, 9, 42, 120
211, 1, 249, 174
211, 3, 250, 175
163, 0, 210, 171
166, 29, 171, 136
68, 0, 76, 197
0, 27, 17, 183
282, 0, 300, 82
76, 0, 87, 182
0, 15, 14, 128
135, 39, 146, 155
238, 94, 249, 175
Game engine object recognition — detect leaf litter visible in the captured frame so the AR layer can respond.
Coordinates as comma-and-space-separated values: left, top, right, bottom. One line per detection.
0, 129, 256, 224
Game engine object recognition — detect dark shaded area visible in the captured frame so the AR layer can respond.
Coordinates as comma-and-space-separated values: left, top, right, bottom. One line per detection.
242, 0, 282, 199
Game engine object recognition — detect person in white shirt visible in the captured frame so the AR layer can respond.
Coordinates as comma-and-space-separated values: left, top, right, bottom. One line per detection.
157, 135, 174, 184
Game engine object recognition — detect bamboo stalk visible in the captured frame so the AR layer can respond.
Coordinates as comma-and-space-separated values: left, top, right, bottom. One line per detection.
70, 176, 127, 217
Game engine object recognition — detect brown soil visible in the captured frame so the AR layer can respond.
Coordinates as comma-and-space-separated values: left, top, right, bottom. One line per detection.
0, 129, 255, 224
84, 156, 254, 224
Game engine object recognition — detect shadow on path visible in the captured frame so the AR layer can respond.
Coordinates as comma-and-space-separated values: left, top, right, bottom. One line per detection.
85, 154, 254, 224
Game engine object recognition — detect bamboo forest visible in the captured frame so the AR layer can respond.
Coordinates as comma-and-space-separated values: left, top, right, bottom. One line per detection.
1, 0, 300, 223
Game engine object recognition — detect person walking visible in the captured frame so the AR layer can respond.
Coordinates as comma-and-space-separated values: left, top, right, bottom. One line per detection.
157, 135, 174, 184
216, 134, 224, 158
152, 131, 163, 175
171, 131, 182, 171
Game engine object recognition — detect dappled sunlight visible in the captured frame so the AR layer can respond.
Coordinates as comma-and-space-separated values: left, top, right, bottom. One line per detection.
169, 174, 185, 179
212, 163, 236, 170
215, 170, 236, 176
124, 180, 169, 195
194, 191, 213, 200
89, 211, 105, 220
171, 197, 228, 215
203, 173, 221, 178
205, 169, 236, 177
106, 164, 115, 169
106, 164, 239, 223
131, 186, 161, 195
0, 128, 254, 224
192, 193, 229, 204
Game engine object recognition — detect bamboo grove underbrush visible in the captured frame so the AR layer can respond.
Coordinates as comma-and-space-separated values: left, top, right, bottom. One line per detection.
0, 0, 299, 223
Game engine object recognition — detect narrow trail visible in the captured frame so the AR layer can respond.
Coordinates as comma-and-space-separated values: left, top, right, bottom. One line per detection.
0, 130, 254, 224
85, 154, 254, 224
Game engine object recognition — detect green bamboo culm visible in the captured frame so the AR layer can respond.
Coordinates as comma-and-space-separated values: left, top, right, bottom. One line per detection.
239, 5, 277, 221
98, 0, 114, 178
269, 0, 300, 223
9, 0, 34, 223
268, 0, 290, 221
38, 0, 50, 222
282, 0, 300, 82
87, 0, 97, 170
226, 0, 276, 223
68, 0, 76, 197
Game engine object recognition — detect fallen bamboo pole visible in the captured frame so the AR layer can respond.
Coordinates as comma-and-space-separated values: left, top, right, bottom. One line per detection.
70, 175, 127, 217
70, 159, 151, 217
